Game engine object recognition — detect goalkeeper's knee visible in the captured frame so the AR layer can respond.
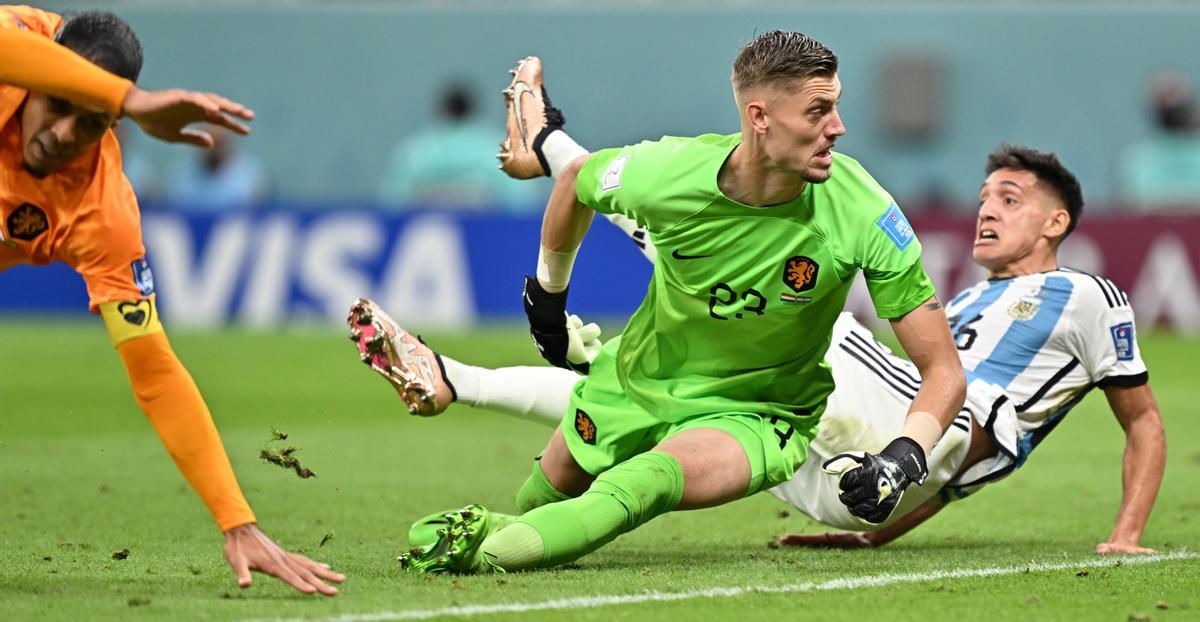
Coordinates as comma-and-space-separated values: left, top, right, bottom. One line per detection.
587, 451, 685, 530
516, 458, 571, 513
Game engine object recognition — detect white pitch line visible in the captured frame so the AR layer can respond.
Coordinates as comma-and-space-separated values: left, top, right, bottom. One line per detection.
249, 550, 1197, 622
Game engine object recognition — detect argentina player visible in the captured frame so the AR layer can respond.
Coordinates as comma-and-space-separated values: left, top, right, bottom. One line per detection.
776, 145, 1162, 553
350, 62, 1163, 555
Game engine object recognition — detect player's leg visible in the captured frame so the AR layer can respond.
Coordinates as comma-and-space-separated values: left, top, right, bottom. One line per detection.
400, 338, 679, 573
347, 297, 581, 425
496, 56, 587, 179
470, 406, 812, 572
347, 298, 456, 417
770, 313, 972, 531
497, 56, 658, 263
443, 359, 581, 426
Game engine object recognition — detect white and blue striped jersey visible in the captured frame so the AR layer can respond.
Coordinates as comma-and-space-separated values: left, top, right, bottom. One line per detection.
941, 268, 1148, 493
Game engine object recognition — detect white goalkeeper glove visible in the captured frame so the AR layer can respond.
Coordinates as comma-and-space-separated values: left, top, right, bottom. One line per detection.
565, 313, 602, 371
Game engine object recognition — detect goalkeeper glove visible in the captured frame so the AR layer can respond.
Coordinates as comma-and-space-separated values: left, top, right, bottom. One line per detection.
522, 275, 593, 373
822, 436, 928, 524
566, 313, 602, 369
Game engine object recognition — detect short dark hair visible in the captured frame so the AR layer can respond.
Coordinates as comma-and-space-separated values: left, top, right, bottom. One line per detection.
732, 30, 838, 94
57, 12, 143, 83
985, 144, 1084, 240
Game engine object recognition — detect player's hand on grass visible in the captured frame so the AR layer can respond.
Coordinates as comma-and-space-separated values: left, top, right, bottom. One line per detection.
1096, 541, 1156, 555
823, 437, 928, 524
121, 85, 254, 148
777, 531, 876, 549
522, 275, 590, 373
223, 523, 344, 596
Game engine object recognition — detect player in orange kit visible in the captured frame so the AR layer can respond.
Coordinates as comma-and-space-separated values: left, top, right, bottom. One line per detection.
0, 6, 344, 595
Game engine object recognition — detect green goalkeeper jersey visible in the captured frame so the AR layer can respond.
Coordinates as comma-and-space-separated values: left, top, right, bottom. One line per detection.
576, 133, 935, 430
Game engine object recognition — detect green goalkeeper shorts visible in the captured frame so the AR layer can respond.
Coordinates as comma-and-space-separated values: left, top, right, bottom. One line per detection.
562, 340, 811, 496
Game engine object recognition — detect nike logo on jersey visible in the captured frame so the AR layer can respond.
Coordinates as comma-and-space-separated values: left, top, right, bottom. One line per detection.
671, 250, 713, 260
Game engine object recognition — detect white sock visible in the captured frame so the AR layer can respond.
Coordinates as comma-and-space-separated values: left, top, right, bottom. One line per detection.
540, 130, 589, 178
441, 356, 580, 426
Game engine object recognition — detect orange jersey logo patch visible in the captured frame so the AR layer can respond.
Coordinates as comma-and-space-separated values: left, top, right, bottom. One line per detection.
575, 409, 597, 445
6, 203, 48, 241
783, 256, 819, 293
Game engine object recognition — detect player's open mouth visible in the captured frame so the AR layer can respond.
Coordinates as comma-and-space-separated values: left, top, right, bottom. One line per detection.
976, 228, 998, 245
813, 148, 833, 165
30, 139, 59, 166
30, 140, 47, 163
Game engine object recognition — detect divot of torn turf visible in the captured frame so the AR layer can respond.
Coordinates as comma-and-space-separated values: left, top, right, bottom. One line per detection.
260, 429, 317, 478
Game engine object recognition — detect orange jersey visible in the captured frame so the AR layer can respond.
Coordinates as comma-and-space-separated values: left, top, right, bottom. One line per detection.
0, 7, 148, 312
0, 6, 255, 532
0, 9, 131, 116
0, 5, 58, 37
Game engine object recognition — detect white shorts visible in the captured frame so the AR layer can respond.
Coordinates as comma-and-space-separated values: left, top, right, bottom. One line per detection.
768, 313, 975, 531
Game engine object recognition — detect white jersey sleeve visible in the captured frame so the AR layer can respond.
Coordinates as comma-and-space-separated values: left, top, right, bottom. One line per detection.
1065, 272, 1149, 388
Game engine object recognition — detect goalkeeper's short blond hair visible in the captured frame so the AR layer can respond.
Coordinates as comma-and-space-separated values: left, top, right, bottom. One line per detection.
732, 30, 838, 95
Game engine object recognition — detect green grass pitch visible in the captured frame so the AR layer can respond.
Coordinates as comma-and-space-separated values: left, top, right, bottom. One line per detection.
0, 321, 1196, 621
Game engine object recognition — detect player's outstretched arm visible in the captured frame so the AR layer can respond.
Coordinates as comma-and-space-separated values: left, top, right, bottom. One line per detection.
103, 314, 344, 594
778, 497, 947, 549
1096, 383, 1165, 555
825, 298, 965, 524
121, 87, 254, 147
0, 27, 253, 147
0, 26, 130, 115
890, 297, 967, 449
523, 154, 596, 370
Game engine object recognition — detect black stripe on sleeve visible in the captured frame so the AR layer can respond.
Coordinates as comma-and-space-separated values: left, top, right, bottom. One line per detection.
838, 344, 917, 400
1088, 274, 1117, 308
845, 332, 923, 389
1015, 358, 1081, 413
1096, 371, 1149, 389
631, 228, 647, 250
1102, 278, 1126, 308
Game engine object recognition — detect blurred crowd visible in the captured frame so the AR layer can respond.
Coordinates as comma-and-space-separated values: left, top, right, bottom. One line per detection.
121, 80, 548, 213
122, 71, 1200, 214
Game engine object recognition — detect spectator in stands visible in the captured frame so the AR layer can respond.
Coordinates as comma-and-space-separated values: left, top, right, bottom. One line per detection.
166, 124, 268, 211
1119, 69, 1200, 210
116, 123, 160, 201
378, 81, 544, 211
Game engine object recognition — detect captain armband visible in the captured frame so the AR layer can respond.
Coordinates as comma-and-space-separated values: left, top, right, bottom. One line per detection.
99, 295, 164, 346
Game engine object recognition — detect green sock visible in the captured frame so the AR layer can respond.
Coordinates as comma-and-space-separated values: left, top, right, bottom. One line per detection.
515, 458, 571, 513
481, 451, 684, 571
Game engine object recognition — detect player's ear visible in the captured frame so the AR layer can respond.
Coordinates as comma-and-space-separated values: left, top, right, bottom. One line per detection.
1043, 208, 1070, 240
745, 100, 769, 134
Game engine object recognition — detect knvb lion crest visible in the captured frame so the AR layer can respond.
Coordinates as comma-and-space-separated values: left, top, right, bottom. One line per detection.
783, 256, 820, 293
6, 203, 48, 241
574, 409, 597, 445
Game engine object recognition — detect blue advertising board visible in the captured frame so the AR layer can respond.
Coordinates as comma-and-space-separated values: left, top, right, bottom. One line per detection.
0, 210, 653, 328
